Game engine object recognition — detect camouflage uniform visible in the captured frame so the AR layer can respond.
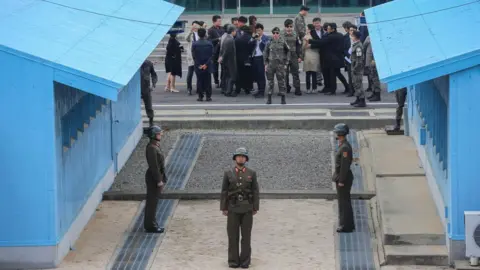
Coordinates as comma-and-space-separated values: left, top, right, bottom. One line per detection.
365, 36, 381, 94
264, 36, 290, 96
350, 41, 365, 99
281, 30, 301, 92
294, 14, 307, 41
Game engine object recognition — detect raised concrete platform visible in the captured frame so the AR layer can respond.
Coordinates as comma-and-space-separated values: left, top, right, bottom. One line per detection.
143, 108, 397, 130
376, 176, 445, 246
362, 131, 448, 267
102, 189, 376, 201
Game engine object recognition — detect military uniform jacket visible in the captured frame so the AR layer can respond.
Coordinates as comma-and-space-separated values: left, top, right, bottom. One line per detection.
294, 14, 306, 40
263, 37, 290, 66
350, 41, 364, 75
280, 30, 302, 59
220, 167, 260, 213
145, 140, 167, 184
332, 141, 353, 183
140, 60, 158, 94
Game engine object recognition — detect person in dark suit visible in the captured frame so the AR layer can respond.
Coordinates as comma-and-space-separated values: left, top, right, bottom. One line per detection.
311, 17, 325, 87
251, 23, 270, 98
342, 21, 354, 97
219, 25, 238, 97
235, 25, 256, 95
208, 15, 225, 88
192, 28, 214, 101
307, 23, 348, 95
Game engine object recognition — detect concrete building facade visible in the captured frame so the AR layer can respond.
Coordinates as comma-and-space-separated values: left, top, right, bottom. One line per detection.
366, 0, 480, 263
0, 0, 183, 268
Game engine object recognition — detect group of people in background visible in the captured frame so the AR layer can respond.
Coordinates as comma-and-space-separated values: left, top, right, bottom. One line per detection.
140, 7, 385, 120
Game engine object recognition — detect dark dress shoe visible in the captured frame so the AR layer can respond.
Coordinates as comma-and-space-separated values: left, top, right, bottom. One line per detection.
206, 97, 212, 102
336, 227, 355, 233
240, 265, 249, 268
324, 92, 336, 96
229, 264, 239, 268
197, 98, 203, 102
145, 227, 165, 233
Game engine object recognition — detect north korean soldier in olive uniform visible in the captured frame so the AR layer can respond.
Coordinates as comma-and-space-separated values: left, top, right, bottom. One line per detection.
394, 87, 407, 131
349, 30, 366, 108
281, 19, 302, 96
332, 123, 355, 233
220, 148, 260, 269
140, 60, 158, 127
264, 27, 290, 105
144, 125, 167, 233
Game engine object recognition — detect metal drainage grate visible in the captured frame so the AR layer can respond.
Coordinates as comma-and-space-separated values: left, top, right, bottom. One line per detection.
110, 134, 202, 270
335, 130, 376, 270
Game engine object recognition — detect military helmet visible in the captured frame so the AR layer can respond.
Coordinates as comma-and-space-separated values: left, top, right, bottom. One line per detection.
150, 125, 163, 139
333, 123, 349, 136
233, 147, 249, 161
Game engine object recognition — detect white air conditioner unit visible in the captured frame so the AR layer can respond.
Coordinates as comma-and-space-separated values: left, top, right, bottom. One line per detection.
465, 211, 480, 258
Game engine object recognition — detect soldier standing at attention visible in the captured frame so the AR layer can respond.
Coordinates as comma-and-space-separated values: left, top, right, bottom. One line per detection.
140, 60, 157, 127
394, 87, 407, 131
144, 125, 167, 233
333, 123, 355, 233
220, 148, 260, 269
294, 5, 309, 42
264, 27, 290, 105
281, 19, 302, 96
349, 30, 366, 108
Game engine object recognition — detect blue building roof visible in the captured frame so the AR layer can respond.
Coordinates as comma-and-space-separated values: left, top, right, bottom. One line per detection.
0, 0, 184, 100
365, 0, 480, 91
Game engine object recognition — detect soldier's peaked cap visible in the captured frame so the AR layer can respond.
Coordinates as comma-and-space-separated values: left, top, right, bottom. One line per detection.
272, 27, 280, 32
233, 147, 249, 161
333, 123, 349, 136
300, 5, 310, 11
150, 125, 163, 137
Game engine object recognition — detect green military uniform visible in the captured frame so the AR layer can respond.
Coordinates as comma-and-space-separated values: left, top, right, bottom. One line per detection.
332, 123, 355, 232
280, 30, 302, 94
144, 126, 167, 232
350, 40, 365, 99
220, 149, 260, 268
264, 30, 290, 104
394, 87, 407, 130
294, 13, 307, 41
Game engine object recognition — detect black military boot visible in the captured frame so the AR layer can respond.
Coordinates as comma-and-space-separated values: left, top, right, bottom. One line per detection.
294, 89, 302, 96
368, 92, 381, 102
393, 119, 401, 131
148, 117, 154, 127
354, 98, 366, 108
266, 94, 272, 105
350, 97, 359, 106
281, 95, 286, 105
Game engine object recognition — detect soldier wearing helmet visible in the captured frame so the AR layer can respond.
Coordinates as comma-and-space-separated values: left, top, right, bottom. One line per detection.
144, 125, 167, 233
332, 123, 355, 233
220, 147, 260, 268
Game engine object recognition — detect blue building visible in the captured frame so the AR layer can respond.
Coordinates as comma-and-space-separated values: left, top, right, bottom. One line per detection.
366, 0, 480, 262
0, 1, 183, 268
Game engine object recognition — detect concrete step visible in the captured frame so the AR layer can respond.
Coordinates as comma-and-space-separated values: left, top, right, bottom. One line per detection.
455, 260, 480, 269
376, 176, 445, 246
384, 245, 448, 266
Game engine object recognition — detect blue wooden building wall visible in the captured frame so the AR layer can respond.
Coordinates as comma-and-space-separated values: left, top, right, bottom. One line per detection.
0, 51, 57, 246
54, 84, 113, 240
448, 65, 480, 241
408, 76, 450, 233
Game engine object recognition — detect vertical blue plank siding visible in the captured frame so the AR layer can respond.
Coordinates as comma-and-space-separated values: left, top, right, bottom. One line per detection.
111, 70, 141, 169
0, 52, 57, 246
412, 78, 449, 217
54, 84, 113, 240
448, 65, 480, 240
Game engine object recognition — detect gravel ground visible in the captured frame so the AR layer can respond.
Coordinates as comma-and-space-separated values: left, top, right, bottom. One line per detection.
109, 129, 182, 193
185, 130, 332, 190
110, 129, 333, 193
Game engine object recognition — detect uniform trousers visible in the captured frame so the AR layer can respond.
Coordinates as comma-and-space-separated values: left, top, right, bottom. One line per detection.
227, 211, 253, 266
336, 179, 355, 230
144, 175, 162, 230
395, 87, 407, 122
141, 89, 154, 121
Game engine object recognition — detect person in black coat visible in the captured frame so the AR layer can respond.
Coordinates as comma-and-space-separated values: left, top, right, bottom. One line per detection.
192, 28, 214, 101
208, 15, 225, 88
165, 34, 183, 92
308, 23, 349, 95
235, 25, 256, 95
342, 21, 355, 97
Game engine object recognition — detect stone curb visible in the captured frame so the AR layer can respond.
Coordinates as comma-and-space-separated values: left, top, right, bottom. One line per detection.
103, 189, 376, 201
148, 118, 395, 130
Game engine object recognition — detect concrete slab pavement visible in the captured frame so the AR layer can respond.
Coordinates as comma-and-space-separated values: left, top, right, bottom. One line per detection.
150, 199, 336, 270
56, 201, 141, 270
